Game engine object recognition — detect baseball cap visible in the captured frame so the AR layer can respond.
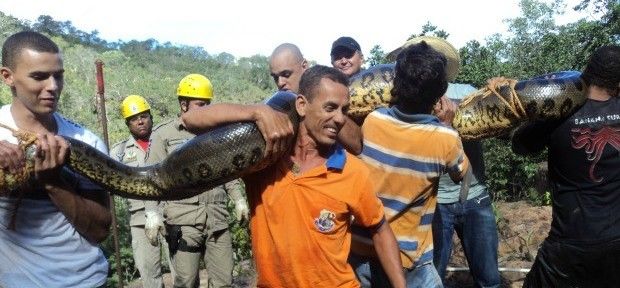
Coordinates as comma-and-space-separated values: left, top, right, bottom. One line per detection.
331, 36, 361, 56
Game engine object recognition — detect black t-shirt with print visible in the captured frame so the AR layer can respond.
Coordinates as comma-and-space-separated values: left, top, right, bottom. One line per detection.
514, 97, 620, 243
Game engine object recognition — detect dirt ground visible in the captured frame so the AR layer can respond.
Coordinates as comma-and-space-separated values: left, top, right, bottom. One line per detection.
128, 200, 551, 288
443, 201, 552, 288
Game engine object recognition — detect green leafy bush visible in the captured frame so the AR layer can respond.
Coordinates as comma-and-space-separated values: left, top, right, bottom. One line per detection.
483, 138, 547, 203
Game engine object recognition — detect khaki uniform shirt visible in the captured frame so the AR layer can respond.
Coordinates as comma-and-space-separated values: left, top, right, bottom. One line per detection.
146, 118, 244, 233
110, 137, 159, 227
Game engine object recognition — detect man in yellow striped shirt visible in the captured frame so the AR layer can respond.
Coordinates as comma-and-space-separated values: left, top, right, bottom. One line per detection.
349, 41, 469, 288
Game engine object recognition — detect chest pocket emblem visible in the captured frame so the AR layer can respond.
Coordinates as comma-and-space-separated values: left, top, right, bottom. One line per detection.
124, 150, 137, 163
314, 209, 336, 233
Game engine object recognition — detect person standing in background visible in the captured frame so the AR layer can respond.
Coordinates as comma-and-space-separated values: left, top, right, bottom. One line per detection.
330, 36, 364, 78
270, 43, 362, 154
432, 87, 501, 288
111, 94, 172, 288
146, 74, 248, 288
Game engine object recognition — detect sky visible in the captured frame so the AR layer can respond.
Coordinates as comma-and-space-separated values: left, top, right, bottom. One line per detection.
0, 0, 592, 66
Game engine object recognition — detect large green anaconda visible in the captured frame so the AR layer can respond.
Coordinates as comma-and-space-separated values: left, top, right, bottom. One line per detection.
348, 64, 587, 140
66, 91, 298, 200
453, 71, 586, 140
0, 91, 298, 200
2, 68, 586, 200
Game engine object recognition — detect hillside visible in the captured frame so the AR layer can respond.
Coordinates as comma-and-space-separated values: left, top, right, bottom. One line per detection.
0, 11, 276, 146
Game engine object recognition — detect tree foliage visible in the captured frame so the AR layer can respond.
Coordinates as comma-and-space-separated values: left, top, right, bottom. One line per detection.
0, 13, 276, 284
369, 0, 618, 202
367, 44, 388, 66
408, 21, 450, 40
461, 0, 619, 201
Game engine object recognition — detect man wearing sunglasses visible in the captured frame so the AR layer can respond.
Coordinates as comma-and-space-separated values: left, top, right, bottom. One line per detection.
330, 36, 364, 78
269, 43, 363, 155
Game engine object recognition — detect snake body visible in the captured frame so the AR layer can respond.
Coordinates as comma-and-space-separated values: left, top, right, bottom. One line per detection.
7, 91, 297, 200
348, 64, 587, 140
453, 71, 586, 140
348, 64, 395, 121
2, 68, 586, 200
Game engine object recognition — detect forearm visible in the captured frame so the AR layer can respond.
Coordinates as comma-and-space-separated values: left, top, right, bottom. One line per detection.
449, 155, 470, 183
46, 181, 112, 243
181, 103, 262, 133
511, 119, 561, 155
372, 223, 406, 288
338, 117, 363, 155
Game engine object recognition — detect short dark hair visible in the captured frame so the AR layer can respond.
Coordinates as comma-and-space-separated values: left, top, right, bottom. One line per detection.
2, 31, 60, 69
298, 65, 349, 101
390, 41, 448, 113
582, 45, 620, 96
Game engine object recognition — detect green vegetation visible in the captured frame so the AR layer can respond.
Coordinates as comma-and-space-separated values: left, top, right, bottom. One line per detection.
368, 0, 618, 203
0, 0, 618, 284
1, 11, 272, 285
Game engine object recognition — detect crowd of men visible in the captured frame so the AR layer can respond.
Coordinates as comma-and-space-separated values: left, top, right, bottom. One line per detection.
0, 30, 618, 288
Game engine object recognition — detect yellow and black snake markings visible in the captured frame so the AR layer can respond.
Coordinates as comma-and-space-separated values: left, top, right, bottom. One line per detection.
2, 74, 587, 200
349, 64, 395, 119
455, 71, 586, 140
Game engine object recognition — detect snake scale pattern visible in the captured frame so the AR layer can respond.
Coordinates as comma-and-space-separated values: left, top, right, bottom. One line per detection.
2, 67, 586, 200
65, 91, 298, 200
348, 64, 586, 140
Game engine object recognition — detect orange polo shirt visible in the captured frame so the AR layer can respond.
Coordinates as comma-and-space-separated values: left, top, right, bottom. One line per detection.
243, 145, 385, 288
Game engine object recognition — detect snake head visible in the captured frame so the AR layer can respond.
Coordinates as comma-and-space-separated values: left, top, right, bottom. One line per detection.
24, 144, 37, 162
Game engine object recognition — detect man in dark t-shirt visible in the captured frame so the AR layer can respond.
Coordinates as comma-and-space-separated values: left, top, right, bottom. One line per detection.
512, 45, 620, 287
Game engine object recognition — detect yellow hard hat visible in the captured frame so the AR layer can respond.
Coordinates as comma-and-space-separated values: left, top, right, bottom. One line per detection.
387, 36, 461, 82
121, 94, 151, 119
177, 74, 213, 100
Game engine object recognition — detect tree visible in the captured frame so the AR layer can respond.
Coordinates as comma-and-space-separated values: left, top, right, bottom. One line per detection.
457, 38, 507, 87
407, 21, 449, 40
214, 52, 235, 66
238, 55, 273, 90
574, 0, 620, 51
467, 0, 619, 200
367, 45, 388, 66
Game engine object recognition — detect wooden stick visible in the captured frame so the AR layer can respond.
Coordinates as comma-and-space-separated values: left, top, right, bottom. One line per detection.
95, 59, 124, 287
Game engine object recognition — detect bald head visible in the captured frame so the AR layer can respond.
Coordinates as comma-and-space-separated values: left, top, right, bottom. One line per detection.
269, 43, 308, 93
270, 43, 304, 62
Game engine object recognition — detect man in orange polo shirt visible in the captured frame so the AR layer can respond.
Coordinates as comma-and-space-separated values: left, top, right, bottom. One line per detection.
181, 65, 405, 288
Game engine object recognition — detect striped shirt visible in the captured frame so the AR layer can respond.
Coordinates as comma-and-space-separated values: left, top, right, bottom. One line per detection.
352, 107, 469, 268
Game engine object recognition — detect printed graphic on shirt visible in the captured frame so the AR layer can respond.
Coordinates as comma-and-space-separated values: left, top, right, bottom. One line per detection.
314, 209, 336, 233
571, 125, 620, 182
573, 113, 620, 125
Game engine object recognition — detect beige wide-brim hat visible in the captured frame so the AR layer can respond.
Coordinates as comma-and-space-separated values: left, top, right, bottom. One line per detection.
386, 36, 461, 82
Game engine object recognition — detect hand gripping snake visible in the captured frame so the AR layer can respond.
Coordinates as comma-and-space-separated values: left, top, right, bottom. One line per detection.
348, 64, 586, 140
1, 68, 586, 200
0, 91, 297, 200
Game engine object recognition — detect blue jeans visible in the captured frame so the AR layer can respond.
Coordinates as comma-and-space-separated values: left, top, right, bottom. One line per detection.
432, 192, 500, 288
349, 253, 442, 288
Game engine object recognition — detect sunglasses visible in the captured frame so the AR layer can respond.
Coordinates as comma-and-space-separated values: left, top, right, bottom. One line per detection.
331, 49, 356, 61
